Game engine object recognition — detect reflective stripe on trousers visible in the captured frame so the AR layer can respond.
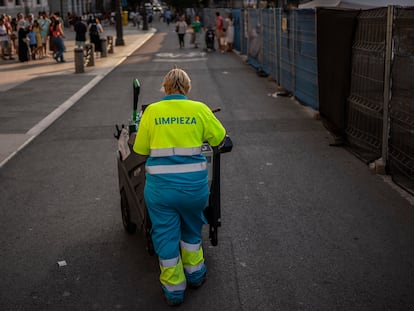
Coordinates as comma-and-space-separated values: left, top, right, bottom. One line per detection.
180, 240, 205, 274
159, 256, 187, 291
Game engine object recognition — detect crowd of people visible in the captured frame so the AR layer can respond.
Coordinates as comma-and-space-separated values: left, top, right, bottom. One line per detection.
1, 9, 236, 64
0, 11, 68, 62
172, 11, 234, 52
0, 11, 111, 63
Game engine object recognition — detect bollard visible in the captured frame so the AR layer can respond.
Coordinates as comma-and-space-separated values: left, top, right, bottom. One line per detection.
85, 43, 94, 67
74, 48, 84, 73
107, 36, 114, 54
100, 38, 107, 57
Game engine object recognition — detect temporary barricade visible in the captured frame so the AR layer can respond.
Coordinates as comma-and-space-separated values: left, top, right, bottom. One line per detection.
203, 6, 414, 194
294, 9, 318, 110
345, 8, 387, 163
388, 7, 414, 194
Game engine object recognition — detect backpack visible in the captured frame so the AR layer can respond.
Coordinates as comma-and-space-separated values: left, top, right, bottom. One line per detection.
90, 23, 98, 36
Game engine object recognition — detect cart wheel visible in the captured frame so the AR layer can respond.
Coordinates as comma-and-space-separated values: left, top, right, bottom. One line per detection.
120, 189, 137, 234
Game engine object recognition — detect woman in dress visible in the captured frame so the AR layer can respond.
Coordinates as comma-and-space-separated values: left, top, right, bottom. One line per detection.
17, 19, 29, 62
225, 13, 234, 52
88, 17, 103, 56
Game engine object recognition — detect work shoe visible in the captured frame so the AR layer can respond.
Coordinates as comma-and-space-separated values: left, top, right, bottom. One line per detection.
188, 273, 206, 289
161, 288, 184, 307
163, 294, 183, 307
165, 297, 183, 307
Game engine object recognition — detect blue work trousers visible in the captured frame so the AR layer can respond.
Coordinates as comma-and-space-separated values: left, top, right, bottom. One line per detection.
145, 181, 209, 301
144, 182, 209, 258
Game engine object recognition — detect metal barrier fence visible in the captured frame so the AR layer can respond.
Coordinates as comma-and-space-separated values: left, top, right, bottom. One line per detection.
389, 7, 414, 194
294, 9, 318, 110
247, 9, 261, 70
262, 9, 279, 82
346, 8, 387, 163
222, 8, 318, 108
202, 6, 413, 194
232, 9, 243, 53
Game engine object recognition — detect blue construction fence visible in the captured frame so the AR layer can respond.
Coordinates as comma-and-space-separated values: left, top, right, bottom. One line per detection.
203, 8, 318, 110
203, 6, 414, 195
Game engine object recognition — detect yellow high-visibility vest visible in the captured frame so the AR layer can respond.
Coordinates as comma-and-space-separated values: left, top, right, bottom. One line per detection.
133, 95, 226, 157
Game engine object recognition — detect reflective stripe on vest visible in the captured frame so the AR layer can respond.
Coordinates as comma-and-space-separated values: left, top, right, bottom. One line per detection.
150, 146, 202, 157
146, 162, 207, 174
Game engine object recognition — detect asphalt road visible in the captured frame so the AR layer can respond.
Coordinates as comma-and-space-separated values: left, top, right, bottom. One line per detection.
1, 22, 414, 310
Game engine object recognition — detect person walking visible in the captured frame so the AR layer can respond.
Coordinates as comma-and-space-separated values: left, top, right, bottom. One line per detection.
52, 18, 65, 62
164, 8, 171, 25
73, 16, 87, 48
191, 15, 202, 48
88, 17, 103, 56
225, 13, 234, 52
133, 67, 227, 306
48, 15, 57, 57
215, 12, 224, 51
175, 15, 187, 48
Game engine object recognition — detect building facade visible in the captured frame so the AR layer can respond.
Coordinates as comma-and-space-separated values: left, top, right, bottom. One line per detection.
0, 0, 49, 16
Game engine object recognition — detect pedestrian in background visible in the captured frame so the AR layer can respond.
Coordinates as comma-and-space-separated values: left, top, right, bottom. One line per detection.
27, 24, 37, 60
88, 17, 103, 57
164, 8, 171, 25
225, 13, 234, 52
175, 15, 187, 48
52, 18, 65, 62
191, 15, 202, 48
38, 12, 51, 58
8, 15, 17, 58
48, 15, 57, 57
17, 15, 29, 62
215, 11, 224, 51
74, 16, 87, 48
0, 16, 13, 60
133, 67, 227, 306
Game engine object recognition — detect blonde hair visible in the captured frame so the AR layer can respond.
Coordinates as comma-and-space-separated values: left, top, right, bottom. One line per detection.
163, 67, 191, 95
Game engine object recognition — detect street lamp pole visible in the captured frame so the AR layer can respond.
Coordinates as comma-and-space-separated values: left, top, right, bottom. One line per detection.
115, 0, 125, 46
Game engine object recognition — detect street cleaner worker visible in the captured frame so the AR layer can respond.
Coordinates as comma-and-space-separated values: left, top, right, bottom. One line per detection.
133, 67, 227, 306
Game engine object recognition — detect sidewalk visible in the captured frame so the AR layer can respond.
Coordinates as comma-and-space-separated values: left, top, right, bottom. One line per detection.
0, 25, 155, 168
